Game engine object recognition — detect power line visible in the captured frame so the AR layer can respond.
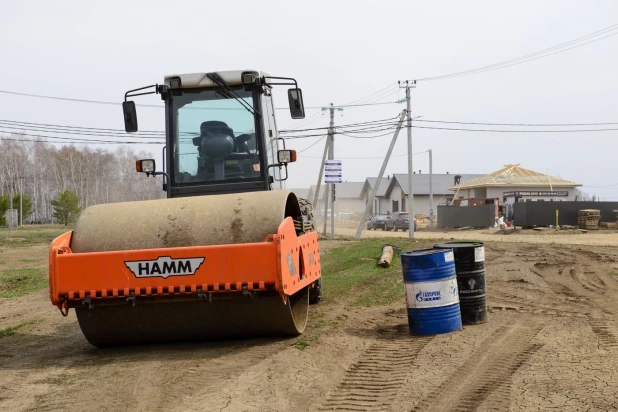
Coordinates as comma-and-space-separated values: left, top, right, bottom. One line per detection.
278, 133, 328, 139
297, 135, 327, 153
410, 125, 618, 132
0, 119, 170, 135
0, 87, 402, 113
333, 100, 403, 108
342, 84, 398, 106
416, 119, 618, 126
302, 150, 428, 159
280, 116, 400, 133
0, 124, 166, 139
416, 23, 618, 81
0, 131, 163, 144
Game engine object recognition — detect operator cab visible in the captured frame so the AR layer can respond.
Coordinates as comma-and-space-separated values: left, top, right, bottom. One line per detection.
123, 70, 305, 198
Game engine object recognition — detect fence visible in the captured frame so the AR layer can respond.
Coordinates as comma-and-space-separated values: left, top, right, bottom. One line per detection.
513, 201, 618, 227
437, 204, 495, 228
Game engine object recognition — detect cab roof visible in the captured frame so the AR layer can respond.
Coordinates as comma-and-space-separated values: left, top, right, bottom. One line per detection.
163, 70, 268, 88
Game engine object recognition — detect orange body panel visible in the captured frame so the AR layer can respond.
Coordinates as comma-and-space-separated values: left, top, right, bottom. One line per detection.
49, 217, 321, 312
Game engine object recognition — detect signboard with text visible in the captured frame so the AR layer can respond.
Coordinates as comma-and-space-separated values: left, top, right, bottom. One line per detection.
503, 191, 569, 197
324, 160, 343, 184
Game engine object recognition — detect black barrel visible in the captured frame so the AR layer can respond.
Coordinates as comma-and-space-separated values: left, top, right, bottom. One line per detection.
434, 242, 487, 324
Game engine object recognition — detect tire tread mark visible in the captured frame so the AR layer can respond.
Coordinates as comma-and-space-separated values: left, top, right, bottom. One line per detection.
319, 336, 432, 411
410, 320, 543, 412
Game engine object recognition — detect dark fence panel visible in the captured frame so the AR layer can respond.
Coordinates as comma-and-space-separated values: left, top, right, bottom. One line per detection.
438, 204, 495, 228
513, 201, 618, 227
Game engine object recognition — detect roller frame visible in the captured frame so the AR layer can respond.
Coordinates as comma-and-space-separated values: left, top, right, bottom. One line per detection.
49, 217, 321, 314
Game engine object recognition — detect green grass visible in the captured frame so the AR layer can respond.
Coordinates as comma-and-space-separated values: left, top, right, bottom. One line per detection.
0, 268, 48, 298
320, 238, 438, 307
0, 319, 40, 338
0, 260, 5, 265
610, 270, 618, 277
0, 224, 70, 248
295, 334, 319, 351
19, 259, 40, 263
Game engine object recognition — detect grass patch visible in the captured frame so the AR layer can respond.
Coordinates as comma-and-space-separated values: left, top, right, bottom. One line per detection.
321, 238, 439, 307
0, 225, 70, 248
0, 268, 48, 298
0, 319, 40, 338
0, 260, 5, 265
19, 259, 40, 263
610, 270, 618, 277
295, 334, 319, 351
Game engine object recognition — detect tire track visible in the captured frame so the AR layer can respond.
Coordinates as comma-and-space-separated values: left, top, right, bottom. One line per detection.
590, 318, 618, 349
319, 335, 432, 411
411, 319, 543, 412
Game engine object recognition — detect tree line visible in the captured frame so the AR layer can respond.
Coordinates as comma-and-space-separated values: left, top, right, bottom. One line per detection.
0, 138, 163, 225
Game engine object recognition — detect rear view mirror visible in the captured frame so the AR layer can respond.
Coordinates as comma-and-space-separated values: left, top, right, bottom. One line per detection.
123, 101, 138, 132
288, 88, 305, 119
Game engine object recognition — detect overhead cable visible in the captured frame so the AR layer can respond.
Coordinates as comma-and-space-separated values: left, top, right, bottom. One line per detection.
416, 24, 618, 81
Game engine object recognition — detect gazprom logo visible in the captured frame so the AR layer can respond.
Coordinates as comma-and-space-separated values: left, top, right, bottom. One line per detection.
124, 257, 205, 279
416, 290, 442, 302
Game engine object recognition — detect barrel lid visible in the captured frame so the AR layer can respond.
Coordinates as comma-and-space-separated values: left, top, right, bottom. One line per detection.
402, 248, 451, 257
434, 242, 484, 249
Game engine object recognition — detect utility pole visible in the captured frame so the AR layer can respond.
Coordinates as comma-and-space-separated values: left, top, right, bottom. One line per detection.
8, 178, 14, 238
313, 134, 330, 209
19, 177, 24, 228
355, 110, 407, 238
328, 103, 335, 239
322, 167, 330, 236
317, 103, 341, 238
429, 149, 434, 229
399, 80, 416, 238
320, 104, 336, 237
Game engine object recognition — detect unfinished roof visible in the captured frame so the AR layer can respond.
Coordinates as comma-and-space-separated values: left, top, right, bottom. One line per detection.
448, 164, 581, 190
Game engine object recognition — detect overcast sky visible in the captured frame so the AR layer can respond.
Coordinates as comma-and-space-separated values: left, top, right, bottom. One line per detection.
1, 1, 617, 198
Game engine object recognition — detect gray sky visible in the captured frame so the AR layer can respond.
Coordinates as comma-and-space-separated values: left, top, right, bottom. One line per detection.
1, 1, 617, 197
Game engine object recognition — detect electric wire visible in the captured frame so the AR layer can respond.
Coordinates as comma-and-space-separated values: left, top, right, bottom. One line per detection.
415, 119, 618, 126
0, 131, 163, 144
297, 135, 327, 153
416, 24, 618, 81
410, 125, 618, 132
341, 84, 398, 106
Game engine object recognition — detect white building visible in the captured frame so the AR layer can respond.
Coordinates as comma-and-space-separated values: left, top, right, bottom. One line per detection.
360, 173, 483, 216
307, 182, 365, 215
448, 164, 581, 220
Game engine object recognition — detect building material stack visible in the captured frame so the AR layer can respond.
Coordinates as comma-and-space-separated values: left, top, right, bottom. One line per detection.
578, 209, 601, 229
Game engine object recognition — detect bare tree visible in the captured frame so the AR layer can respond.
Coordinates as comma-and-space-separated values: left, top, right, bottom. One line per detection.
0, 135, 164, 223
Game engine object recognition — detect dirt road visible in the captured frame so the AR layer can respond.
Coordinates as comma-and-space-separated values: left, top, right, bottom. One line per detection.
1, 237, 618, 411
340, 226, 618, 246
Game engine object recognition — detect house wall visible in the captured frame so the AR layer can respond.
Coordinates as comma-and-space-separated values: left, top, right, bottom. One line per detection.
379, 198, 389, 214
382, 194, 450, 216
334, 198, 366, 214
454, 186, 577, 202
389, 186, 403, 212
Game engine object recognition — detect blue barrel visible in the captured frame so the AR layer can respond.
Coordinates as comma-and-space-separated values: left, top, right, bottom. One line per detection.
401, 249, 462, 335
